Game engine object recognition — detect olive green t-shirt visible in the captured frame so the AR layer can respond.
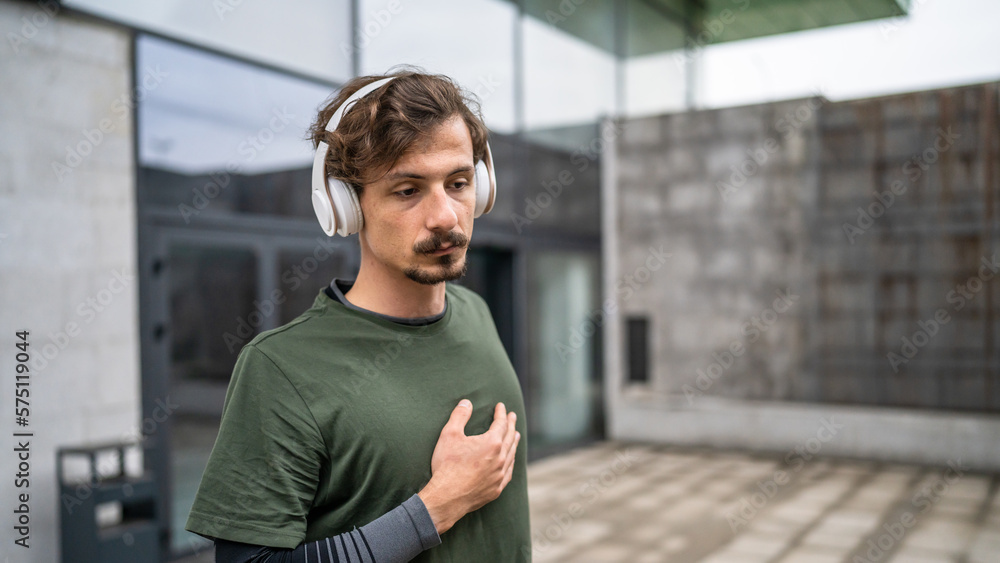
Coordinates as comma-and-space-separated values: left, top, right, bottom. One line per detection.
185, 283, 531, 561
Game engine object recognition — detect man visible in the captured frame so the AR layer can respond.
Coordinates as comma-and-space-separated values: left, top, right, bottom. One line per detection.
185, 71, 531, 562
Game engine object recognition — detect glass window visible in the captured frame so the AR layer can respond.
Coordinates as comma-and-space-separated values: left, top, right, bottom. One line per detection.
359, 0, 518, 133
624, 50, 689, 117
277, 246, 356, 325
167, 243, 257, 552
65, 0, 352, 82
626, 316, 650, 383
527, 251, 602, 451
137, 34, 335, 221
521, 15, 616, 132
460, 247, 516, 359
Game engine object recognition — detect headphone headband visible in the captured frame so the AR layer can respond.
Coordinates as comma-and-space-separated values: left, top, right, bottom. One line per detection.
325, 77, 397, 132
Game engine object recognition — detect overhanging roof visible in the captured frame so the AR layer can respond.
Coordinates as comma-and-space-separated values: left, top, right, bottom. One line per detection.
517, 0, 910, 57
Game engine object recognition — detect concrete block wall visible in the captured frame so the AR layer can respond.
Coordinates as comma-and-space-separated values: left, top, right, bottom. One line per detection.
614, 98, 820, 402
607, 82, 1000, 469
0, 2, 139, 561
812, 84, 1000, 411
612, 83, 999, 409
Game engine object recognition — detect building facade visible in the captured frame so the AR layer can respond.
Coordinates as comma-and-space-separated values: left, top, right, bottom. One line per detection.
4, 0, 994, 562
1, 1, 606, 560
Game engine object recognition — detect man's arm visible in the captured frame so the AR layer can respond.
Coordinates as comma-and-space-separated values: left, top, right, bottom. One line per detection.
214, 493, 437, 563
213, 399, 520, 563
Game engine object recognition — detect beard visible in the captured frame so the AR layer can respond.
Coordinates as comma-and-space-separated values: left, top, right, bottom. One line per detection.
404, 253, 468, 285
404, 230, 470, 285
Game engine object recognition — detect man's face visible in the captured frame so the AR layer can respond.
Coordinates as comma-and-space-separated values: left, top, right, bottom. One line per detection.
358, 115, 477, 286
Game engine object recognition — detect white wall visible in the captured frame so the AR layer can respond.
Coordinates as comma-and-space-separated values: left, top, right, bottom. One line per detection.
0, 2, 140, 560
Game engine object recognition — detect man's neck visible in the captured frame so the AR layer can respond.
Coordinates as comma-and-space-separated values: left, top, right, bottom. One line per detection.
344, 262, 447, 319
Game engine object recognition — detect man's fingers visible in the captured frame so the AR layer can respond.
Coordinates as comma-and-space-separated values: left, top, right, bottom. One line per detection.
500, 412, 517, 452
444, 399, 474, 436
488, 402, 508, 435
502, 463, 514, 489
502, 431, 519, 475
502, 462, 514, 489
501, 432, 519, 488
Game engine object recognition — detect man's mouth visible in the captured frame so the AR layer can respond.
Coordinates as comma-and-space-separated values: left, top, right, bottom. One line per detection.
414, 231, 469, 255
427, 245, 458, 256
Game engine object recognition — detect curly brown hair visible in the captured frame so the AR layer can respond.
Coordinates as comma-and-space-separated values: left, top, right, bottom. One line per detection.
309, 68, 490, 196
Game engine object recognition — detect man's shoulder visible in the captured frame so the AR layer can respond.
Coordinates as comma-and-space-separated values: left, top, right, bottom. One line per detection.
445, 282, 499, 331
446, 281, 487, 310
243, 291, 336, 353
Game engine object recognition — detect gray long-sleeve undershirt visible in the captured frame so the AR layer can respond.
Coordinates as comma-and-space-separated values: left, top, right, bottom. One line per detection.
214, 494, 440, 563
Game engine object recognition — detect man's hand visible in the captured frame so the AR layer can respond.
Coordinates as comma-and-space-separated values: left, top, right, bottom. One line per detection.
418, 399, 520, 535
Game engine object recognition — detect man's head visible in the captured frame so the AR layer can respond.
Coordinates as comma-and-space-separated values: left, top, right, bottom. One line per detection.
309, 71, 489, 285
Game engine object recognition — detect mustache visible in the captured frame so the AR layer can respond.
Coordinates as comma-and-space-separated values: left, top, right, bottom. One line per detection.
413, 231, 469, 254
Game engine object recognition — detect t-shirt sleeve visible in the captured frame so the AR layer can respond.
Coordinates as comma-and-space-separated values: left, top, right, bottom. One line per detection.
185, 343, 327, 549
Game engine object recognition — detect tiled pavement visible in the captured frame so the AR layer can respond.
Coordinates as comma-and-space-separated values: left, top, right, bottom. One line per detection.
525, 442, 1000, 563
176, 441, 999, 562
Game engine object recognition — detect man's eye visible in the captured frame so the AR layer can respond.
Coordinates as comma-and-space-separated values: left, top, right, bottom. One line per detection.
452, 181, 469, 190
395, 187, 417, 197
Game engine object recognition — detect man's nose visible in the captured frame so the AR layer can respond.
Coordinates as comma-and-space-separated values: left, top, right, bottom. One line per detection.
424, 185, 459, 232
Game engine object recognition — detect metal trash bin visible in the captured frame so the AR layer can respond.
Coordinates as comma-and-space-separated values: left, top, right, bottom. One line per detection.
57, 441, 159, 563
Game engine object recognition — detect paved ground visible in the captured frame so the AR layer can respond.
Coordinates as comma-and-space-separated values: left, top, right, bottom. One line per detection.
525, 442, 1000, 562
176, 441, 1000, 562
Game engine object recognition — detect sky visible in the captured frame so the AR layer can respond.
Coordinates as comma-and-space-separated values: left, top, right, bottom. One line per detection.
666, 0, 1000, 109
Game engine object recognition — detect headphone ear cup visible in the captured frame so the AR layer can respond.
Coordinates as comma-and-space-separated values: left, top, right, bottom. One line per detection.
312, 189, 337, 236
311, 140, 339, 236
327, 178, 364, 236
473, 142, 497, 217
474, 160, 490, 217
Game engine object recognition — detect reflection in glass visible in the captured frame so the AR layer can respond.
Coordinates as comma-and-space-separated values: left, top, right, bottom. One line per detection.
168, 244, 257, 552
65, 0, 352, 82
360, 0, 518, 133
278, 246, 355, 325
137, 35, 334, 220
528, 252, 602, 452
461, 247, 516, 360
521, 15, 616, 132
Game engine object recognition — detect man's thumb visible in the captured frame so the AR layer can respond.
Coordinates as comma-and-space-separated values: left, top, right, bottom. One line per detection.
445, 399, 473, 434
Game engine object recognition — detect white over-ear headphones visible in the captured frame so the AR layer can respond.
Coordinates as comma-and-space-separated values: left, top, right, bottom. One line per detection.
311, 76, 497, 237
